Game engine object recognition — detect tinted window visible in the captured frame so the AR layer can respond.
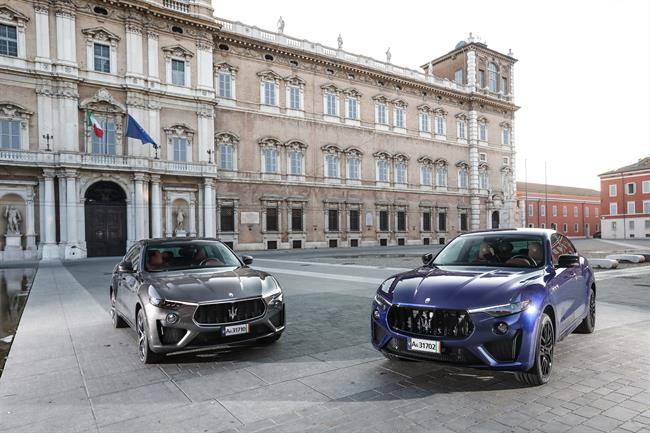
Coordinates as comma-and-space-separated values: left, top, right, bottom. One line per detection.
125, 246, 141, 270
144, 241, 240, 272
551, 234, 576, 265
433, 234, 546, 268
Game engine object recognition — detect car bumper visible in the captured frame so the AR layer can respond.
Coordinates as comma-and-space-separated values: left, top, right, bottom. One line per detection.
370, 300, 540, 372
143, 300, 285, 354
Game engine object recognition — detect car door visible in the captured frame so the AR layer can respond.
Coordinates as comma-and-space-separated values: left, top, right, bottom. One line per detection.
548, 234, 581, 334
560, 235, 587, 323
116, 246, 141, 323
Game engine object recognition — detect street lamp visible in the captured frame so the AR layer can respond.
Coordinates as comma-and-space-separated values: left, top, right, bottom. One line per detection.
42, 133, 53, 151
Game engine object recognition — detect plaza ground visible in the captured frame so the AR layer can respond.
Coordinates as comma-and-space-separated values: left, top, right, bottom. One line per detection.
0, 239, 649, 433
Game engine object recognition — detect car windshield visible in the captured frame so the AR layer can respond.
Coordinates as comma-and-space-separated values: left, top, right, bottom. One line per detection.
432, 234, 546, 268
143, 241, 241, 272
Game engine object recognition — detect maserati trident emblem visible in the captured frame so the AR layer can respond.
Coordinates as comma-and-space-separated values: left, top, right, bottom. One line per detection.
227, 305, 238, 321
228, 292, 234, 297
425, 297, 431, 304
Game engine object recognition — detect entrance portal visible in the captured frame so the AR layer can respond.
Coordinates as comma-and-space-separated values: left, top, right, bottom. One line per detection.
491, 211, 500, 229
84, 181, 127, 257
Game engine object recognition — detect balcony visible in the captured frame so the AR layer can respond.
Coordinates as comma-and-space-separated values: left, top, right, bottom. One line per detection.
163, 0, 189, 13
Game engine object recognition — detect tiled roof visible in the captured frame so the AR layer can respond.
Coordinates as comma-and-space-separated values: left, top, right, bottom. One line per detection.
516, 182, 600, 197
599, 156, 650, 176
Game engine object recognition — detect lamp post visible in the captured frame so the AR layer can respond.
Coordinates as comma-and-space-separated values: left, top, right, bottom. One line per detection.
42, 133, 53, 151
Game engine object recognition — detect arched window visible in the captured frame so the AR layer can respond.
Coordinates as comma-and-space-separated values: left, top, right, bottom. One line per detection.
215, 132, 239, 171
488, 62, 498, 92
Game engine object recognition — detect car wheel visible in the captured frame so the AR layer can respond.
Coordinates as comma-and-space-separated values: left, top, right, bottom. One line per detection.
574, 288, 596, 334
136, 308, 161, 364
515, 313, 554, 386
260, 332, 283, 344
110, 288, 127, 328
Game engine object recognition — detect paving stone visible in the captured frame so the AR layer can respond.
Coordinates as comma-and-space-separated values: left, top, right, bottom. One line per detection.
174, 368, 267, 401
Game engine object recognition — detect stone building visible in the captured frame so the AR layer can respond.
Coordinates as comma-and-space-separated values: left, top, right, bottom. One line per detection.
0, 0, 518, 260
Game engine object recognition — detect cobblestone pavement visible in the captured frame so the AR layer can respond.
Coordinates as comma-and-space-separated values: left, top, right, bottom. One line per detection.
0, 247, 648, 433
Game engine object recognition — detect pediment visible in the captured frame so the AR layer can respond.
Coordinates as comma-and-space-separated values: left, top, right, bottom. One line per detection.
0, 102, 32, 118
79, 88, 125, 113
0, 5, 29, 24
81, 27, 121, 42
161, 44, 194, 59
256, 70, 281, 81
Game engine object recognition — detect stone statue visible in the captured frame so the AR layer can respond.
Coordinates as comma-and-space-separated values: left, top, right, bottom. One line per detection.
4, 205, 22, 235
175, 207, 185, 231
337, 34, 343, 50
277, 16, 285, 33
385, 47, 391, 63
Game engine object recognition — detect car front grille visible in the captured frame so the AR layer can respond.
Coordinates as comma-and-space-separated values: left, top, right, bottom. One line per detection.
387, 305, 474, 339
194, 298, 266, 325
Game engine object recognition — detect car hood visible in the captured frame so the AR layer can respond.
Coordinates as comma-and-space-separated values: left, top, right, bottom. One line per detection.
145, 267, 271, 304
387, 266, 543, 310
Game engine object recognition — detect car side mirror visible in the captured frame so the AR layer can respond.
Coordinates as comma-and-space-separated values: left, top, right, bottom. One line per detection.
557, 254, 580, 268
118, 260, 134, 273
422, 253, 433, 265
241, 255, 253, 265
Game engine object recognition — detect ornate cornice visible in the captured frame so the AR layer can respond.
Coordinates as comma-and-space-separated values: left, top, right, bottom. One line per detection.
161, 44, 194, 60
0, 4, 30, 24
81, 26, 121, 43
215, 131, 240, 144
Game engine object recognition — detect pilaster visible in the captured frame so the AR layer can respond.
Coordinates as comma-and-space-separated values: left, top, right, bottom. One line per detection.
150, 175, 162, 238
41, 169, 59, 259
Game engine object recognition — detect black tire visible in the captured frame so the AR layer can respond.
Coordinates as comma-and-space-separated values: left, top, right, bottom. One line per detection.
574, 288, 596, 334
110, 288, 127, 328
515, 313, 554, 386
136, 308, 161, 364
260, 332, 283, 344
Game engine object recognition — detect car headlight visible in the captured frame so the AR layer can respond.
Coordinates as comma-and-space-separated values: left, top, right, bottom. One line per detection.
148, 285, 182, 309
374, 293, 392, 308
262, 276, 283, 302
468, 300, 531, 317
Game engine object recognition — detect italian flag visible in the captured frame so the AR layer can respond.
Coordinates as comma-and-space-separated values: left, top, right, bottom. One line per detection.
87, 112, 104, 138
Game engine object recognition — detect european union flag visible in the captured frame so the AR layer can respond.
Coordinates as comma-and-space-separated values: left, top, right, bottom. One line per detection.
126, 114, 158, 149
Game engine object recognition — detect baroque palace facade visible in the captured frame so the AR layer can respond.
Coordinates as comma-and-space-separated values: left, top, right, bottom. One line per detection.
0, 0, 518, 260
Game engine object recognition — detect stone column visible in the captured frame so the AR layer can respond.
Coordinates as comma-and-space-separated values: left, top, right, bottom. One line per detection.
133, 173, 146, 241
55, 7, 76, 68
203, 178, 215, 237
64, 169, 81, 258
151, 175, 162, 238
147, 31, 159, 82
196, 40, 214, 93
165, 195, 172, 237
57, 173, 67, 245
189, 197, 197, 237
197, 106, 214, 163
468, 109, 481, 230
41, 170, 59, 259
34, 5, 51, 71
38, 177, 45, 242
466, 49, 477, 92
25, 190, 36, 251
125, 23, 144, 83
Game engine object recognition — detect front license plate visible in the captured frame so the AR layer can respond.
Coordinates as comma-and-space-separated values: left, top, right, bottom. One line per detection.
223, 323, 249, 337
407, 338, 442, 354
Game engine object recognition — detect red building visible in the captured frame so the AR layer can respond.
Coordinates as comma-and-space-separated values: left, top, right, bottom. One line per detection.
599, 156, 650, 239
516, 182, 601, 238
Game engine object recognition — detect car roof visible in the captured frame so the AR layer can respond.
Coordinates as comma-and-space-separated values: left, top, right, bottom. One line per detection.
139, 238, 224, 246
458, 228, 554, 238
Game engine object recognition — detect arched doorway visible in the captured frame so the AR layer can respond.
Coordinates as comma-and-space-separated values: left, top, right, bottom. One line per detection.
491, 211, 500, 229
84, 181, 127, 257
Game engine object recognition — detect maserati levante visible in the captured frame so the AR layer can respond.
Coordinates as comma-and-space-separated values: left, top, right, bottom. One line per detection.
371, 229, 596, 385
110, 239, 285, 363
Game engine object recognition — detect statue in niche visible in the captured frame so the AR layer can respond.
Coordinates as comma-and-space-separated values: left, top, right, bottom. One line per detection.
175, 207, 185, 231
277, 16, 285, 33
4, 205, 22, 235
386, 47, 392, 63
337, 34, 343, 50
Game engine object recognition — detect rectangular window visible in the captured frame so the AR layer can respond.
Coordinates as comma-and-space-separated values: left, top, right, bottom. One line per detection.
220, 144, 233, 170
422, 212, 431, 232
266, 207, 279, 231
325, 93, 337, 116
479, 123, 486, 141
595, 208, 599, 217
645, 220, 650, 229
291, 208, 303, 232
395, 163, 407, 184
376, 104, 387, 124
454, 69, 463, 85
0, 24, 18, 57
644, 201, 650, 214
419, 112, 430, 132
574, 223, 579, 232
643, 181, 650, 194
629, 220, 635, 230
220, 206, 235, 232
0, 119, 20, 149
610, 203, 617, 215
394, 107, 405, 128
479, 153, 487, 162
609, 184, 617, 197
92, 118, 117, 155
457, 121, 466, 139
93, 43, 111, 73
349, 210, 360, 232
540, 205, 546, 217
563, 223, 568, 232
502, 127, 510, 145
379, 210, 389, 231
478, 69, 485, 88
289, 151, 302, 175
552, 205, 557, 217
458, 169, 468, 189
421, 166, 432, 186
438, 212, 447, 231
501, 77, 507, 94
397, 210, 406, 231
171, 59, 185, 86
263, 148, 278, 173
346, 98, 358, 119
628, 201, 636, 214
288, 86, 301, 110
377, 160, 388, 182
264, 81, 276, 105
435, 115, 445, 135
585, 207, 590, 217
460, 213, 468, 231
171, 137, 187, 161
626, 183, 636, 194
218, 72, 232, 98
326, 154, 339, 178
562, 206, 567, 217
348, 158, 360, 180
528, 204, 534, 217
328, 209, 339, 231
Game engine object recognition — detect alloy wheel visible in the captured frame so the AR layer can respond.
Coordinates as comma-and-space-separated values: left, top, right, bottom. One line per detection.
539, 320, 554, 379
110, 291, 117, 324
137, 311, 146, 361
588, 292, 596, 328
